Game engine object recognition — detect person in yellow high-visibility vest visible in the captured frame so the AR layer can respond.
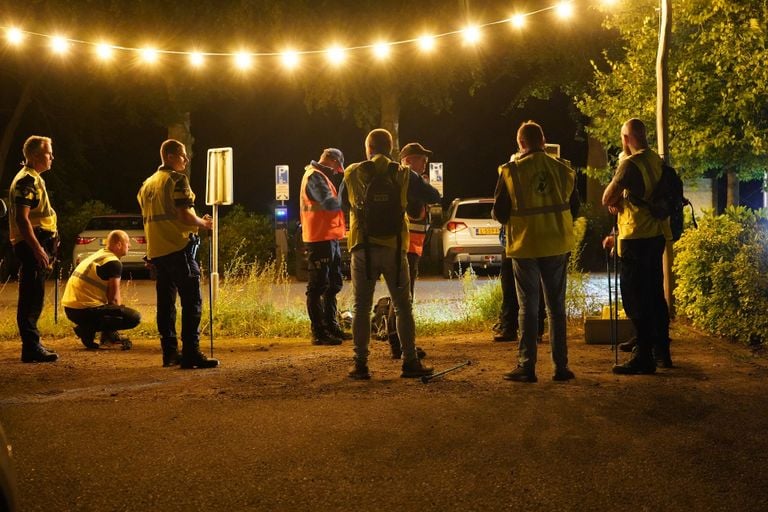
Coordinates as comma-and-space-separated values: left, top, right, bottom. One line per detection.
8, 136, 59, 363
602, 118, 672, 374
62, 230, 141, 350
493, 121, 576, 383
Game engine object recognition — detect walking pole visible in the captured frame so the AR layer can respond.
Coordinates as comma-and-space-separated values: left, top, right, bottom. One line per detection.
208, 231, 214, 358
611, 227, 619, 366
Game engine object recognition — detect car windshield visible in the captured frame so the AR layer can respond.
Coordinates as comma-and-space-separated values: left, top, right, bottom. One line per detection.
454, 202, 494, 220
85, 217, 143, 230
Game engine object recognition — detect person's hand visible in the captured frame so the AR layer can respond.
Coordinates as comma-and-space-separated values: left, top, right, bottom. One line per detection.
607, 205, 620, 215
201, 214, 213, 230
34, 245, 50, 269
602, 235, 615, 252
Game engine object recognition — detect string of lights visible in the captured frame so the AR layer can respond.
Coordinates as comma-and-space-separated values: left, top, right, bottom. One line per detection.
1, 1, 617, 69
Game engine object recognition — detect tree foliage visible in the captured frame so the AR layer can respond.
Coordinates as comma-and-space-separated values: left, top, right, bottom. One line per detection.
578, 0, 768, 183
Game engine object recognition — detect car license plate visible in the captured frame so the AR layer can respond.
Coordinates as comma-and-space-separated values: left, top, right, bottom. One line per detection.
476, 227, 500, 236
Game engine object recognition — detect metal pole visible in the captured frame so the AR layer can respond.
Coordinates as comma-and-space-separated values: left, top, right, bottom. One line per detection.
657, 0, 675, 315
208, 230, 214, 358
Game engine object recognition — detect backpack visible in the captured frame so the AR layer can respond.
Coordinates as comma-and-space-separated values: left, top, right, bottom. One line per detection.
630, 161, 696, 241
356, 161, 404, 238
370, 296, 392, 340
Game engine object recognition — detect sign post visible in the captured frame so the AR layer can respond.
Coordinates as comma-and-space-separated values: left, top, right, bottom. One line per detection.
429, 162, 444, 197
275, 165, 290, 270
205, 148, 234, 303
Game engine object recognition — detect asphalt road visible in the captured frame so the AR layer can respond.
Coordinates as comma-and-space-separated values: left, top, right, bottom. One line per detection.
1, 325, 767, 512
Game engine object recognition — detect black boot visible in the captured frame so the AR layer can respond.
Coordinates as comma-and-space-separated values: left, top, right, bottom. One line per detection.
613, 346, 656, 375
161, 338, 181, 367
180, 348, 219, 369
21, 344, 58, 363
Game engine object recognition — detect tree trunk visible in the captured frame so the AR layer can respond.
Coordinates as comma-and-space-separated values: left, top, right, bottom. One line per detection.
726, 169, 740, 207
0, 78, 36, 183
380, 90, 400, 159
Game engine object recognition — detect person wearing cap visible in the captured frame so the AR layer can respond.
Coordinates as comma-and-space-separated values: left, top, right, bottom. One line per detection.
300, 148, 349, 345
385, 142, 441, 360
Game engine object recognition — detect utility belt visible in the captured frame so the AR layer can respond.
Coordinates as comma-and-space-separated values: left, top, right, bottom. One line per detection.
34, 227, 59, 260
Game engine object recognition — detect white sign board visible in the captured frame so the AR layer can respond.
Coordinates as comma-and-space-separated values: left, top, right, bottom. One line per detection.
275, 165, 289, 201
205, 147, 234, 206
429, 162, 444, 197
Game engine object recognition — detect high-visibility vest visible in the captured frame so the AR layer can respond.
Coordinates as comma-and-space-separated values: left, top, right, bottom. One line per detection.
137, 168, 198, 259
62, 249, 119, 309
616, 149, 672, 255
300, 165, 345, 242
8, 166, 57, 244
499, 151, 575, 258
343, 154, 410, 252
407, 206, 428, 256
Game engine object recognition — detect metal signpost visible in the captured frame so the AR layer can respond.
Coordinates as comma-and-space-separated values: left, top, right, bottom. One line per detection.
274, 165, 290, 267
428, 162, 444, 197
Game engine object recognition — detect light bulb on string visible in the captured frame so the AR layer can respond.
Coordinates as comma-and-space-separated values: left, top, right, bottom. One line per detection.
510, 14, 526, 29
326, 45, 346, 66
50, 36, 69, 54
555, 1, 574, 19
417, 34, 436, 52
140, 47, 158, 63
95, 43, 114, 60
372, 42, 391, 60
462, 25, 481, 45
6, 27, 24, 45
234, 52, 252, 70
189, 52, 205, 67
281, 50, 300, 69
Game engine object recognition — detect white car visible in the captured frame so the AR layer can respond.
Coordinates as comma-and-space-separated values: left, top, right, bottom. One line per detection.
441, 198, 504, 278
72, 214, 147, 275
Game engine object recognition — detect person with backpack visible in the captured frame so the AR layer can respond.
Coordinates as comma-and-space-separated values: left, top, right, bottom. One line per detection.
300, 148, 349, 346
385, 142, 441, 360
602, 118, 673, 374
340, 129, 435, 380
493, 121, 577, 383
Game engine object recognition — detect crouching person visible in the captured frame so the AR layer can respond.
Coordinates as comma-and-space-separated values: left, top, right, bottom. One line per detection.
62, 230, 140, 350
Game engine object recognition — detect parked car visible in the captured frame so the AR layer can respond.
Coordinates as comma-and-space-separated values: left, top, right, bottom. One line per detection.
72, 214, 147, 275
0, 424, 17, 512
441, 197, 504, 278
293, 223, 351, 282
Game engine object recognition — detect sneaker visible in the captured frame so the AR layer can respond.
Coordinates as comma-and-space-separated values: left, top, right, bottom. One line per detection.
618, 337, 637, 353
162, 351, 182, 367
553, 368, 576, 381
180, 350, 219, 369
74, 325, 99, 350
348, 363, 371, 380
21, 346, 59, 363
612, 354, 656, 375
401, 359, 434, 378
503, 366, 537, 383
493, 331, 518, 342
311, 333, 343, 346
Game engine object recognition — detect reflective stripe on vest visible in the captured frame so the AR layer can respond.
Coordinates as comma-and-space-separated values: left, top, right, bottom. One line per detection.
8, 167, 58, 244
300, 166, 345, 242
61, 250, 118, 309
616, 150, 670, 249
500, 153, 575, 258
137, 169, 198, 259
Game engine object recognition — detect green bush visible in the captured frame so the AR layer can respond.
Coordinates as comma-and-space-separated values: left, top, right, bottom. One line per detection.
673, 206, 768, 346
199, 205, 275, 275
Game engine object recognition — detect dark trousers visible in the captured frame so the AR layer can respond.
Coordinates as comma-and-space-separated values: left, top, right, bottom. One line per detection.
14, 241, 46, 349
619, 236, 670, 354
64, 305, 141, 335
306, 240, 343, 335
499, 256, 545, 336
387, 252, 420, 341
152, 241, 203, 355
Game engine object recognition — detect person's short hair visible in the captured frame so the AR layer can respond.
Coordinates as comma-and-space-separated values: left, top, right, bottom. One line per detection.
517, 121, 545, 150
107, 230, 128, 247
321, 148, 345, 168
160, 139, 185, 163
624, 118, 648, 144
22, 136, 52, 162
365, 129, 393, 157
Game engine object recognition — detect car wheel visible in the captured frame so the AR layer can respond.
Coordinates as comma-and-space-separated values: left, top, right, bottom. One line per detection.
442, 257, 454, 279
